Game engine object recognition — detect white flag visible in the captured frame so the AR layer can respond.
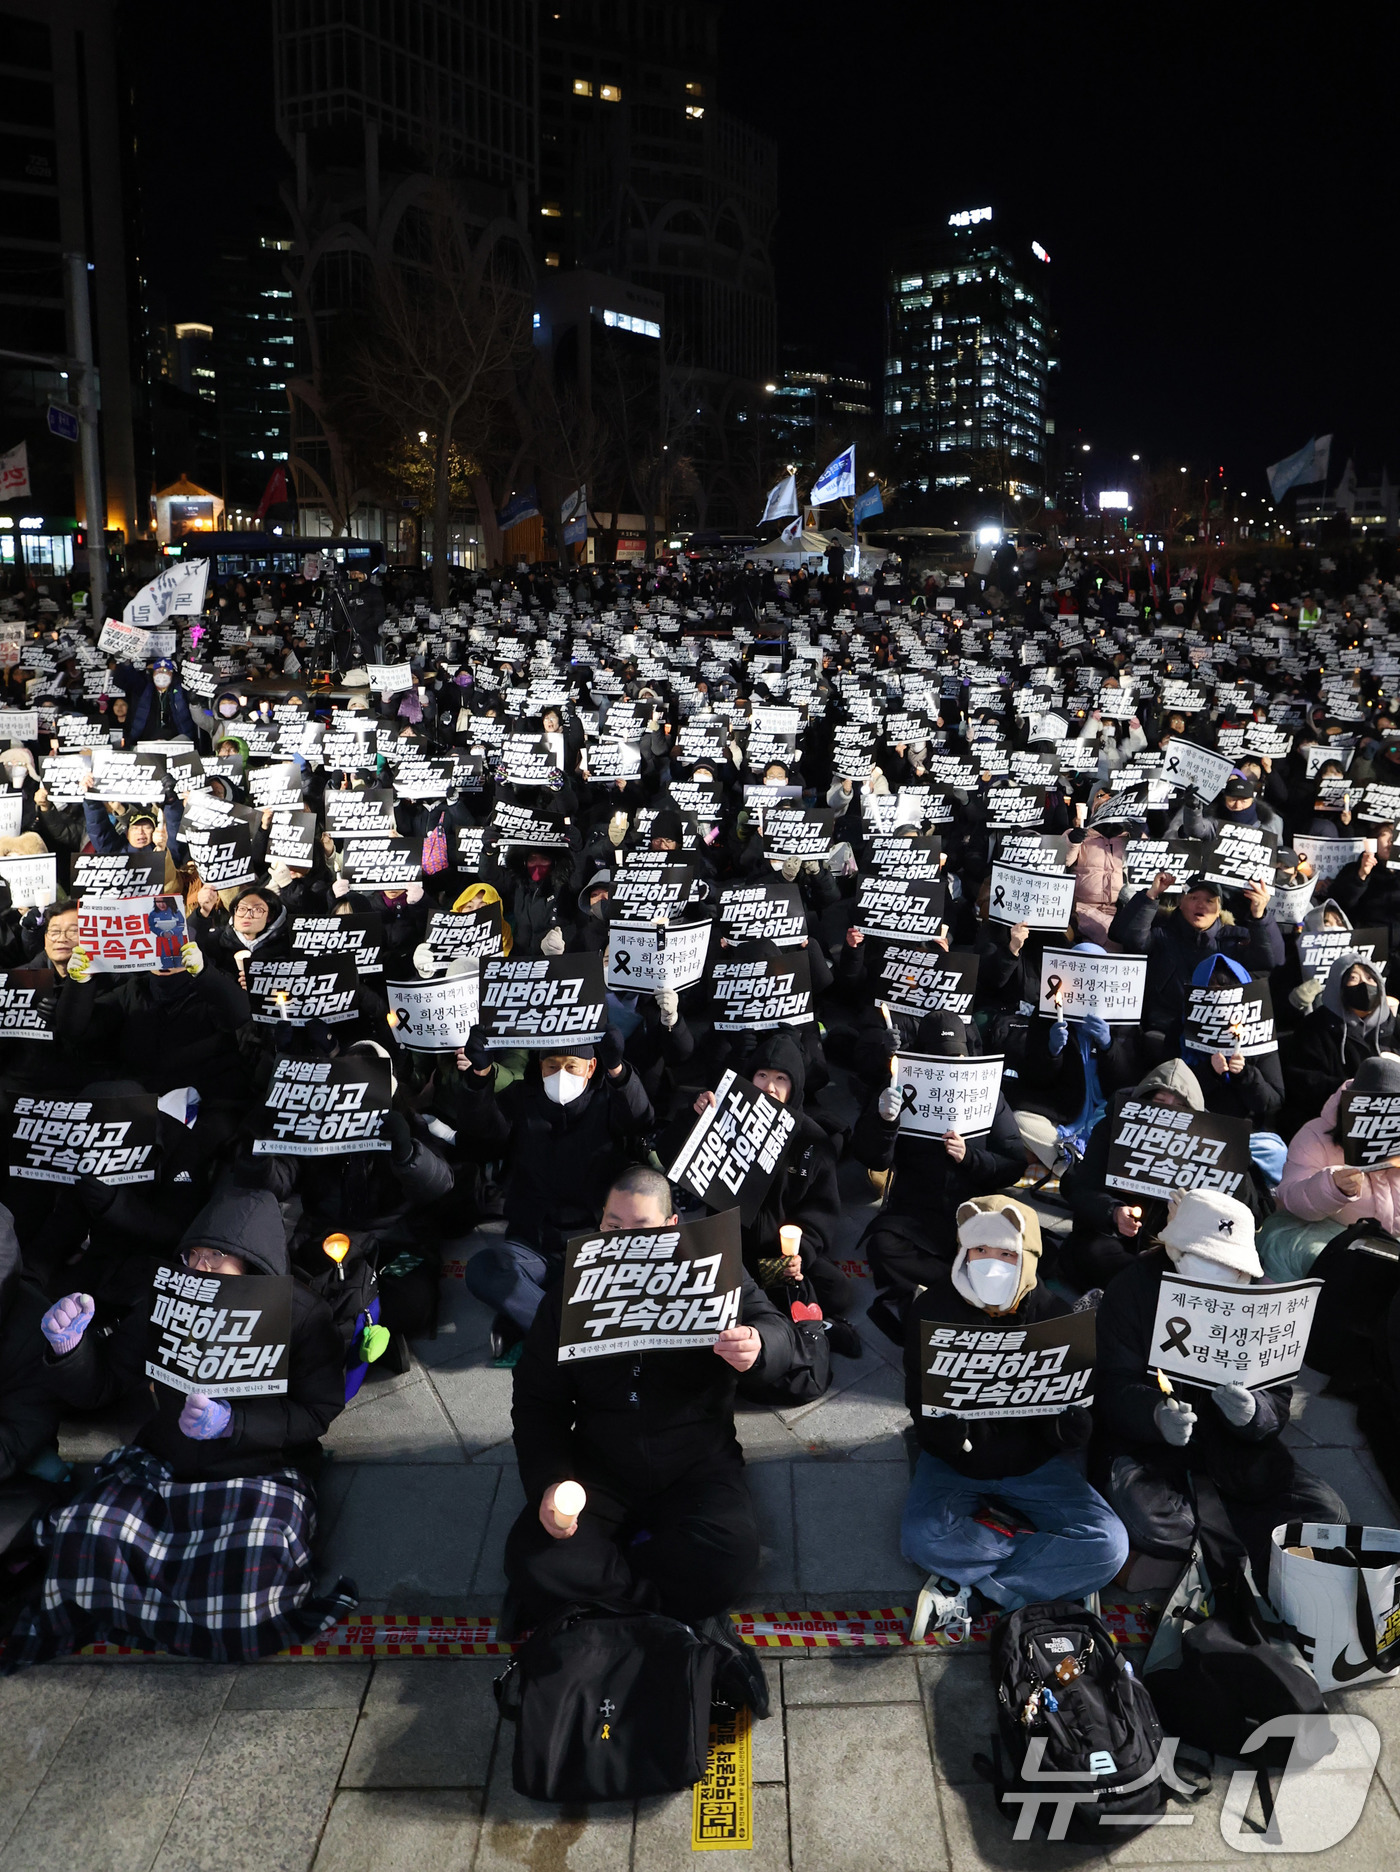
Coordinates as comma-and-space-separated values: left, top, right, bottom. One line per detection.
759, 473, 798, 524
0, 442, 30, 501
123, 556, 210, 628
1266, 434, 1331, 505
811, 445, 855, 506
560, 483, 587, 523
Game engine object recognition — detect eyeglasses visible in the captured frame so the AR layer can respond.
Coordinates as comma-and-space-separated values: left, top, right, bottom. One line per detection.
540, 1056, 592, 1077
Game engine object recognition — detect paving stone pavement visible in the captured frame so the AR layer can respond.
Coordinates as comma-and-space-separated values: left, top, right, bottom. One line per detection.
4, 1157, 1398, 1867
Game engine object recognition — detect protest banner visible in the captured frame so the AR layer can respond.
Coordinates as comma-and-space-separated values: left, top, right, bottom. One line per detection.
247, 762, 302, 811
0, 975, 52, 1041
76, 894, 186, 972
1271, 877, 1318, 925
893, 1052, 1003, 1138
993, 832, 1070, 874
1038, 948, 1147, 1024
710, 951, 813, 1030
390, 756, 455, 801
1161, 736, 1234, 800
558, 1209, 743, 1361
387, 972, 480, 1051
870, 941, 977, 1020
0, 794, 22, 840
88, 750, 165, 802
424, 905, 502, 965
665, 779, 724, 823
251, 1055, 392, 1156
668, 1069, 797, 1226
1358, 783, 1400, 824
866, 833, 941, 880
491, 800, 570, 847
146, 1265, 292, 1398
184, 820, 256, 891
987, 862, 1077, 930
248, 955, 359, 1025
9, 1090, 158, 1183
0, 851, 57, 908
365, 662, 413, 694
610, 861, 694, 920
501, 734, 558, 786
1297, 925, 1388, 984
1122, 838, 1203, 890
758, 804, 834, 861
605, 919, 710, 993
1337, 1088, 1400, 1168
292, 914, 384, 977
1150, 1275, 1320, 1389
854, 876, 946, 942
919, 1313, 1096, 1419
984, 784, 1045, 829
341, 837, 422, 889
319, 731, 379, 772
718, 876, 806, 946
454, 824, 488, 873
325, 792, 397, 839
267, 809, 318, 868
1202, 824, 1278, 890
72, 849, 163, 899
1105, 1099, 1252, 1199
1182, 978, 1276, 1056
582, 739, 642, 782
1294, 834, 1373, 885
479, 953, 608, 1049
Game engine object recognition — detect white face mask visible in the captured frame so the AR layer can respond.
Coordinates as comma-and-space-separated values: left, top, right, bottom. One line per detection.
964, 1255, 1020, 1308
153, 671, 172, 690
1170, 1249, 1250, 1287
543, 1068, 588, 1105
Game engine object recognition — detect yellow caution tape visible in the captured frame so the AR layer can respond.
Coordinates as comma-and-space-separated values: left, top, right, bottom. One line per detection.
692, 1703, 752, 1852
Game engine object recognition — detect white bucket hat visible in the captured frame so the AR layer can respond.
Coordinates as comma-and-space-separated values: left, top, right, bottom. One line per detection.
1159, 1190, 1261, 1279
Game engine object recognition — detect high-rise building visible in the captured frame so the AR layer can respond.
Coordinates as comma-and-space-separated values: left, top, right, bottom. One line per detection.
885, 208, 1055, 500
207, 238, 296, 519
0, 0, 143, 570
766, 355, 874, 481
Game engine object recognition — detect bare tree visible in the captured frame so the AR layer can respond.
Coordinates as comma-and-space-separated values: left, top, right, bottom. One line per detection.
344, 182, 534, 604
595, 334, 701, 558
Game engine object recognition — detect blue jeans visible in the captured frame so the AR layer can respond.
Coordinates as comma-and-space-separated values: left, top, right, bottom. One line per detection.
463, 1238, 560, 1332
901, 1452, 1128, 1611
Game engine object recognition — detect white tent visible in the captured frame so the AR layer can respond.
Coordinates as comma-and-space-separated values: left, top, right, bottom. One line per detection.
747, 529, 829, 566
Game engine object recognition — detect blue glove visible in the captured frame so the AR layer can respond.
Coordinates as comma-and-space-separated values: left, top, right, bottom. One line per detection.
1047, 1018, 1069, 1056
41, 1292, 95, 1356
1082, 1013, 1112, 1050
179, 1392, 232, 1440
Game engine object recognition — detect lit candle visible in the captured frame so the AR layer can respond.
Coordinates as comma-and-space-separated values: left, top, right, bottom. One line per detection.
323, 1233, 350, 1281
1155, 1367, 1173, 1397
552, 1480, 586, 1528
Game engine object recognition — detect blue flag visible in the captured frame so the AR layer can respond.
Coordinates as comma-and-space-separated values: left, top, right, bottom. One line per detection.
1266, 436, 1331, 505
811, 445, 856, 506
853, 482, 884, 524
497, 487, 542, 530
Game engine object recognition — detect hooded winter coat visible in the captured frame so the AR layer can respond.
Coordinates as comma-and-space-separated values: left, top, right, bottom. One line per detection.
1109, 887, 1284, 1038
1290, 951, 1395, 1120
1278, 1081, 1400, 1234
42, 1187, 345, 1481
1068, 827, 1127, 945
1180, 952, 1284, 1122
0, 1204, 58, 1484
732, 1033, 841, 1273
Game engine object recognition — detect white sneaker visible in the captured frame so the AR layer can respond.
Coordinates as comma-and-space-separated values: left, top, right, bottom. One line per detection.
911, 1575, 972, 1643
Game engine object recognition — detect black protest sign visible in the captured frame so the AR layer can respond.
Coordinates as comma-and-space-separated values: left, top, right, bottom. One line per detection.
0, 973, 53, 1041
1359, 783, 1400, 824
341, 837, 423, 888
582, 738, 641, 782
10, 1091, 158, 1184
391, 756, 455, 801
1105, 1098, 1252, 1200
985, 784, 1045, 829
251, 1054, 391, 1156
248, 762, 302, 811
184, 820, 256, 890
325, 791, 397, 839
993, 832, 1069, 874
558, 1209, 744, 1361
146, 1265, 292, 1398
855, 876, 946, 941
870, 940, 977, 1019
248, 955, 359, 1025
268, 809, 318, 867
1182, 978, 1276, 1057
758, 804, 834, 861
1297, 925, 1388, 985
479, 953, 607, 1049
501, 734, 558, 786
424, 904, 502, 965
667, 1068, 798, 1225
611, 860, 695, 919
666, 779, 724, 823
491, 800, 569, 847
1122, 838, 1202, 888
867, 834, 941, 880
1202, 824, 1278, 890
710, 950, 814, 1030
718, 876, 806, 946
72, 848, 164, 898
919, 1313, 1096, 1420
292, 913, 384, 977
1338, 1090, 1400, 1168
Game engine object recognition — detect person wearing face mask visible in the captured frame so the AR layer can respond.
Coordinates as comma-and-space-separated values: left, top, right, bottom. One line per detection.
484, 825, 581, 959
447, 1031, 654, 1361
901, 1198, 1127, 1637
1091, 1190, 1347, 1582
0, 745, 39, 837
1291, 950, 1396, 1122
113, 657, 195, 746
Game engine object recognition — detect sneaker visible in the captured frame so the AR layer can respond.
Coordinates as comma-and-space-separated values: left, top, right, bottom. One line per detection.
910, 1575, 972, 1643
490, 1312, 524, 1366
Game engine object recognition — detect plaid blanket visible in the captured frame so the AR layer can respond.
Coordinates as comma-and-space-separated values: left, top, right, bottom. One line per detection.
3, 1446, 340, 1668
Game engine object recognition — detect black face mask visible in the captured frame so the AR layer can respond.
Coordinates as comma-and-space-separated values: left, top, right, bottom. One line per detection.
1342, 978, 1380, 1013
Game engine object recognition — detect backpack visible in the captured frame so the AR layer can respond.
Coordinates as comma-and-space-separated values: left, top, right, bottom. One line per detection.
1142, 1475, 1326, 1765
493, 1603, 718, 1802
982, 1601, 1171, 1837
1301, 1223, 1400, 1393
738, 1276, 832, 1406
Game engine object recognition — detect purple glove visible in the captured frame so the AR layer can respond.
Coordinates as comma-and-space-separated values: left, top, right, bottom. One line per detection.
41, 1292, 95, 1356
179, 1392, 233, 1440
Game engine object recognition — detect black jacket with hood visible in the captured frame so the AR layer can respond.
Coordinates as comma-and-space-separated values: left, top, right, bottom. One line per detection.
0, 1203, 59, 1484
1290, 949, 1396, 1121
1108, 887, 1285, 1037
732, 1033, 841, 1273
42, 1186, 345, 1482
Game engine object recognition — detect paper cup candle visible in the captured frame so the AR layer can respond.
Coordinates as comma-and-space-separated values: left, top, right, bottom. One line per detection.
779, 1223, 803, 1275
552, 1480, 586, 1528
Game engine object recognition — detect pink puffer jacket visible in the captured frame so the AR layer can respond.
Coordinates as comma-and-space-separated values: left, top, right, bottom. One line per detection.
1071, 831, 1127, 945
1277, 1082, 1400, 1234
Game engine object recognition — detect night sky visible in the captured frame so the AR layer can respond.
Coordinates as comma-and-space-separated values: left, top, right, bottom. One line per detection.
126, 2, 1399, 502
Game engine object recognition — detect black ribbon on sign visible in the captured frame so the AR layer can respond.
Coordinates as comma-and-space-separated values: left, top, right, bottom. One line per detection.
1159, 1317, 1192, 1355
1165, 755, 1180, 774
614, 951, 630, 975
993, 885, 1006, 908
1046, 976, 1062, 1001
901, 1083, 918, 1113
